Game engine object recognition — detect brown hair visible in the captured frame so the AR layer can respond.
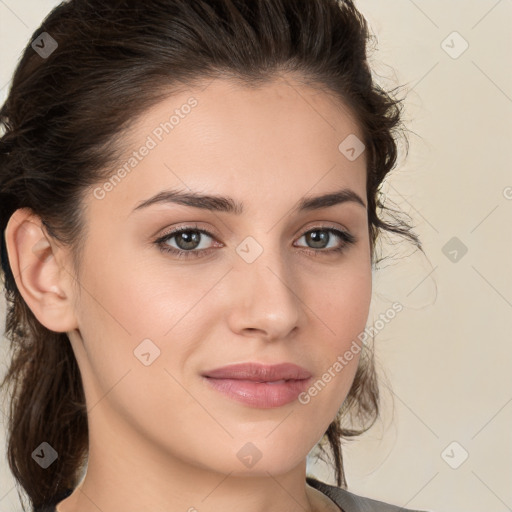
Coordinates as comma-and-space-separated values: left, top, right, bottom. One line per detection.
0, 0, 421, 509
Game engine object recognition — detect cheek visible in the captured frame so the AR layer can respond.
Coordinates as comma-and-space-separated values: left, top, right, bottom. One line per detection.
72, 248, 219, 403
302, 261, 372, 403
77, 247, 200, 341
72, 267, 199, 439
313, 261, 372, 340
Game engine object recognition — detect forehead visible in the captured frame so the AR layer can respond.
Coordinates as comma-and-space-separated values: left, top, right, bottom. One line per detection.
86, 76, 367, 220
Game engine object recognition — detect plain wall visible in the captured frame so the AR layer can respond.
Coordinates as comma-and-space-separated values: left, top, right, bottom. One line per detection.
1, 1, 511, 511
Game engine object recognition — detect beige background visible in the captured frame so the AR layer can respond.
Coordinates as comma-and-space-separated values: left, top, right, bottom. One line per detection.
1, 1, 511, 511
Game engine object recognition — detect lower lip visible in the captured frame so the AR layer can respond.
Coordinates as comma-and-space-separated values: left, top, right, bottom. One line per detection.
202, 377, 312, 408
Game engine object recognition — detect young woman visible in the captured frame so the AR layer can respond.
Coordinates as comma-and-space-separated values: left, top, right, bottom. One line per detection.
0, 1, 428, 511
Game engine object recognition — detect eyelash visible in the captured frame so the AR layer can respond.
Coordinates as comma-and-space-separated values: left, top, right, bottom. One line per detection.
154, 223, 356, 260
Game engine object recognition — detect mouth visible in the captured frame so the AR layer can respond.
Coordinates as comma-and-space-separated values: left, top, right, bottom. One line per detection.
201, 362, 313, 408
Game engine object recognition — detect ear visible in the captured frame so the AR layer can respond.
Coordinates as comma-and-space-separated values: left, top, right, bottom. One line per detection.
4, 207, 79, 333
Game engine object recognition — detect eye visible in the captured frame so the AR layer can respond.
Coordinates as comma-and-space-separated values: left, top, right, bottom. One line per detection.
154, 224, 356, 260
154, 224, 218, 259
293, 227, 356, 256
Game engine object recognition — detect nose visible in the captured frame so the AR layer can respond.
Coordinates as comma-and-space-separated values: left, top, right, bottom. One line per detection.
225, 247, 302, 342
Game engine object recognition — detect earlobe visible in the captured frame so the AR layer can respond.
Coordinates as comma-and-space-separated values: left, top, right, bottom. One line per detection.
4, 207, 79, 333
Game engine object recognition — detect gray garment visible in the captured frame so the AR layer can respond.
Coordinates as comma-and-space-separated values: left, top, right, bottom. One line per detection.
307, 476, 430, 512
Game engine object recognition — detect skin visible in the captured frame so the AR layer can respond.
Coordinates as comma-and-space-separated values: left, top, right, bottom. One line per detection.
5, 75, 371, 512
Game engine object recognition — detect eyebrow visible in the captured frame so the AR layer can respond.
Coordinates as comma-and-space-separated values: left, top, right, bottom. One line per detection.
131, 187, 367, 215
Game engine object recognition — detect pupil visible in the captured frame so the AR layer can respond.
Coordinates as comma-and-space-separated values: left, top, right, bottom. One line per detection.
308, 230, 328, 249
177, 231, 200, 250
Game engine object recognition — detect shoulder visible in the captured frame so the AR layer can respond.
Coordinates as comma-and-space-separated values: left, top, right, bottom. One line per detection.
306, 476, 433, 512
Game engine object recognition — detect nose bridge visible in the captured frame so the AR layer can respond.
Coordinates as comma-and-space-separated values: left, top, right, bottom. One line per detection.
227, 234, 302, 338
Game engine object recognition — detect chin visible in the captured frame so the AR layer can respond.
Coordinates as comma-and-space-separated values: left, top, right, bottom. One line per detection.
192, 442, 306, 477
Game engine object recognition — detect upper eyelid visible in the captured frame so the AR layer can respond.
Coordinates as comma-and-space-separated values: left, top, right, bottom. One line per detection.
157, 219, 352, 236
156, 224, 218, 243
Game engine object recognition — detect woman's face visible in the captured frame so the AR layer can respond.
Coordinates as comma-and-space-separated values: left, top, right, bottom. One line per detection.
67, 76, 372, 477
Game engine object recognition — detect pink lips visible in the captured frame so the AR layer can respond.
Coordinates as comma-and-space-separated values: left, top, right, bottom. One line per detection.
202, 362, 312, 408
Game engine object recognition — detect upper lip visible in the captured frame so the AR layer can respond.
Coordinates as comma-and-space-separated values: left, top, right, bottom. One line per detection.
202, 362, 312, 382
